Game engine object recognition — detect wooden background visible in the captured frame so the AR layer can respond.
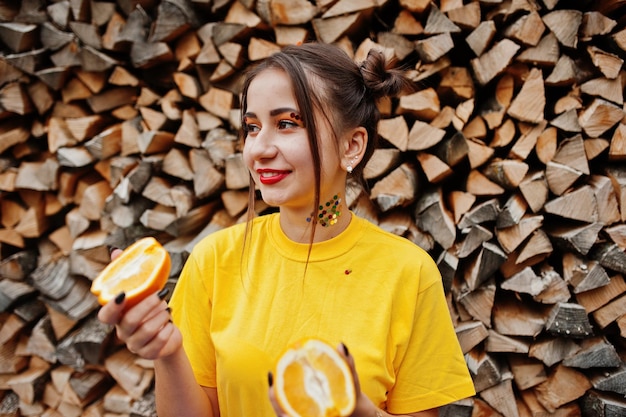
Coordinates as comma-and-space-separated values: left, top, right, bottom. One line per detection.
1, 0, 626, 416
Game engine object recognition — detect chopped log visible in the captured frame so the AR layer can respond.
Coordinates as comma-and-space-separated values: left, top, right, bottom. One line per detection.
562, 336, 621, 369
544, 186, 598, 222
363, 148, 401, 180
483, 159, 529, 190
509, 121, 548, 161
370, 163, 418, 212
416, 152, 453, 183
588, 363, 626, 396
104, 349, 154, 400
433, 131, 468, 167
466, 20, 495, 57
508, 355, 546, 390
7, 356, 51, 405
485, 329, 530, 354
491, 118, 516, 148
563, 253, 611, 294
589, 242, 626, 275
465, 137, 494, 169
587, 46, 623, 80
463, 242, 507, 291
501, 266, 551, 297
609, 123, 626, 161
493, 293, 547, 337
496, 215, 544, 254
530, 336, 581, 367
458, 198, 500, 229
549, 222, 604, 256
407, 120, 446, 151
466, 170, 505, 196
592, 293, 626, 329
415, 33, 454, 63
581, 390, 626, 417
256, 0, 318, 26
455, 321, 489, 354
224, 153, 249, 190
456, 280, 495, 327
471, 39, 520, 86
0, 22, 38, 53
424, 4, 460, 35
392, 9, 424, 36
578, 98, 624, 138
576, 274, 626, 314
378, 116, 409, 151
605, 224, 626, 248
397, 88, 441, 121
465, 349, 504, 392
517, 32, 560, 66
457, 224, 493, 258
480, 378, 519, 417
505, 11, 545, 47
542, 9, 582, 49
497, 193, 528, 229
415, 187, 456, 249
544, 302, 594, 338
507, 68, 545, 124
447, 190, 476, 224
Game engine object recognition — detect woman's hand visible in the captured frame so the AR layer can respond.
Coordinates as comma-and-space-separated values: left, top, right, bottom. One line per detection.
340, 343, 377, 417
97, 248, 183, 360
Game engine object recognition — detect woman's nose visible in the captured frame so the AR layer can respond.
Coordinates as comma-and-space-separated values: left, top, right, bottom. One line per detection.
246, 128, 278, 159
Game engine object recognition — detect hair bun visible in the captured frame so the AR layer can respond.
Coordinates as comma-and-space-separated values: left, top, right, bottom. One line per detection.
359, 49, 414, 99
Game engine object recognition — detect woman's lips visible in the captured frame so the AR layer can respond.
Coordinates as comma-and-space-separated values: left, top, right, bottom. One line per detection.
257, 170, 291, 185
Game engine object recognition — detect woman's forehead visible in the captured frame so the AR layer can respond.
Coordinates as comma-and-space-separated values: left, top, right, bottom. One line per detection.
247, 69, 298, 105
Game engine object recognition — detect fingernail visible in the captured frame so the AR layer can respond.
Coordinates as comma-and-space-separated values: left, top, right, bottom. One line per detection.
268, 372, 273, 387
115, 292, 126, 304
341, 342, 349, 356
107, 245, 119, 255
157, 288, 169, 300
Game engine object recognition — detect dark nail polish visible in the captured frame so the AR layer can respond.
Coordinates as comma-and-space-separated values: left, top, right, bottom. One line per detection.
157, 288, 170, 300
166, 307, 172, 314
115, 292, 126, 304
268, 372, 273, 387
108, 245, 119, 255
342, 342, 349, 356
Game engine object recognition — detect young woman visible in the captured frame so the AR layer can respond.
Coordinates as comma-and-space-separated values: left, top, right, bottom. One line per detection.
98, 42, 475, 417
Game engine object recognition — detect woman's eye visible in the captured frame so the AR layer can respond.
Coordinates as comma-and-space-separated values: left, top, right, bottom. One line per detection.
244, 123, 260, 133
278, 120, 298, 129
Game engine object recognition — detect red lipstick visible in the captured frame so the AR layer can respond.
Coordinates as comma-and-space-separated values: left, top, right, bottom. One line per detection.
257, 169, 290, 185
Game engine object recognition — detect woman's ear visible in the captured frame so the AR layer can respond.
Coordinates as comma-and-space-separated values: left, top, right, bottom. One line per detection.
343, 127, 367, 171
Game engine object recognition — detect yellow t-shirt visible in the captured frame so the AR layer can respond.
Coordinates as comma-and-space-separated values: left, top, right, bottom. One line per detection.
170, 213, 475, 416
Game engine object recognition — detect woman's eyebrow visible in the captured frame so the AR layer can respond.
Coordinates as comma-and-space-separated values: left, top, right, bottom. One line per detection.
270, 107, 299, 116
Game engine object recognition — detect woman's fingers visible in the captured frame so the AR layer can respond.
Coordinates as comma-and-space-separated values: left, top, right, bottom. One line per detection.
97, 292, 127, 325
268, 381, 289, 417
339, 343, 362, 395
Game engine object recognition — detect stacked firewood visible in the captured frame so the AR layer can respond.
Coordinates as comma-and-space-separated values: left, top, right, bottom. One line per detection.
1, 0, 626, 415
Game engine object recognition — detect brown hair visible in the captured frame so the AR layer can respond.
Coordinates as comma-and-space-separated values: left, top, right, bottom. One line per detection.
240, 42, 413, 228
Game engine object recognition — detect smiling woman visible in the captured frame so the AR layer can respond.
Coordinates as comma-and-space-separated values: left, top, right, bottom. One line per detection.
97, 42, 476, 417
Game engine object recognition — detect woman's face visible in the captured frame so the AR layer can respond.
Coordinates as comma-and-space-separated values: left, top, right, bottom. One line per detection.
242, 68, 344, 212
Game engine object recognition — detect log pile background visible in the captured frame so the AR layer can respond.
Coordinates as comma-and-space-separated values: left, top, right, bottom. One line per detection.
1, 0, 626, 416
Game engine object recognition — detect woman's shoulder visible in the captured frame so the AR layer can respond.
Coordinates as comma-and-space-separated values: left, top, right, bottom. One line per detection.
355, 215, 431, 256
192, 214, 273, 252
